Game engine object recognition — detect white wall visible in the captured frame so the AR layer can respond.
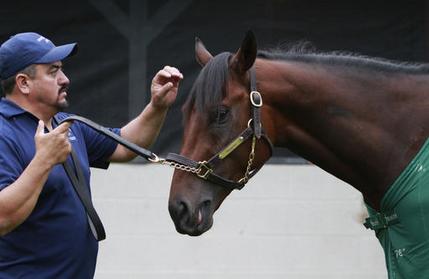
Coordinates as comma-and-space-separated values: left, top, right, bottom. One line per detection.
91, 164, 387, 279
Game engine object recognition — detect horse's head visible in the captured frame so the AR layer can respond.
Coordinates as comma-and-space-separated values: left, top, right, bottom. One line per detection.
168, 31, 273, 236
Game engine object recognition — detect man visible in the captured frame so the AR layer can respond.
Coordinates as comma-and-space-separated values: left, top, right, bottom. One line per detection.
0, 32, 183, 278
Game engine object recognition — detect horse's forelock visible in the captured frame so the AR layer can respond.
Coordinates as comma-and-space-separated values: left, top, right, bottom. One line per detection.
184, 52, 232, 119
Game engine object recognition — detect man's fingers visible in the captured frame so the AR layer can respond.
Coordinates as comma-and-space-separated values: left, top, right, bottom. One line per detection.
54, 121, 72, 134
154, 67, 183, 82
156, 82, 175, 98
154, 70, 172, 82
35, 120, 45, 136
163, 66, 183, 79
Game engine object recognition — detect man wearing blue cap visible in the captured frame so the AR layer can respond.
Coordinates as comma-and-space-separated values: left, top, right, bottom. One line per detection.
0, 32, 183, 278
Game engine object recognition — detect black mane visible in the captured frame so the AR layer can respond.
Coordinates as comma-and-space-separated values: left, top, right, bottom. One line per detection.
258, 46, 429, 74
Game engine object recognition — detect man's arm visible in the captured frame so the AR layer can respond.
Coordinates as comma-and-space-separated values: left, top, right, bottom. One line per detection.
0, 121, 71, 236
109, 66, 183, 162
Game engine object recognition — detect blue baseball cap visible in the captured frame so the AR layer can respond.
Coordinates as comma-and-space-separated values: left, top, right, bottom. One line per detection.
0, 32, 78, 80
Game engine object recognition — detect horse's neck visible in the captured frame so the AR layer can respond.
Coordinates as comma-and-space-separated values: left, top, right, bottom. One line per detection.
256, 59, 429, 208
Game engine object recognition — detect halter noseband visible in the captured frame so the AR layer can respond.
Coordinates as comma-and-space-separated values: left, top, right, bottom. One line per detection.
164, 67, 274, 190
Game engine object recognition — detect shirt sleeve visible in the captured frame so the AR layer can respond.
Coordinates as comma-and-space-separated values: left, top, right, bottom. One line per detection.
0, 135, 25, 191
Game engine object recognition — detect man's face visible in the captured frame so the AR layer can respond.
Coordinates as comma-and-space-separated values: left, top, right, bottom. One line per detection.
29, 62, 70, 112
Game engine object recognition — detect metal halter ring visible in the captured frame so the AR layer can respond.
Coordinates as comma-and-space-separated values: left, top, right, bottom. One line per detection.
247, 118, 262, 130
250, 91, 263, 107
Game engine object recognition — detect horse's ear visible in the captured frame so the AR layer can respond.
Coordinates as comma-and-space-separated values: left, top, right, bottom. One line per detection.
230, 30, 257, 74
195, 37, 213, 67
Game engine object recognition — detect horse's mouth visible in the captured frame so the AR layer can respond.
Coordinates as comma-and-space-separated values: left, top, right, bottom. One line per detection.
175, 216, 213, 236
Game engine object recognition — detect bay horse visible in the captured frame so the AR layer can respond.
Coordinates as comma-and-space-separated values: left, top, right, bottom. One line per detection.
166, 31, 429, 278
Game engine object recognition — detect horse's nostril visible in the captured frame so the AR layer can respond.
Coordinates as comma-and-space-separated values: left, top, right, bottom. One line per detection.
169, 198, 194, 225
169, 199, 188, 219
202, 199, 211, 207
177, 201, 188, 218
201, 199, 212, 215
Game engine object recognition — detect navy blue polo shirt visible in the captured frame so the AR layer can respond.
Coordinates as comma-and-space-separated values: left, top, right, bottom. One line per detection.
0, 98, 119, 279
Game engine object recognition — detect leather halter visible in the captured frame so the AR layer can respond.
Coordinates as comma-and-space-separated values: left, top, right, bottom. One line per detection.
164, 67, 274, 190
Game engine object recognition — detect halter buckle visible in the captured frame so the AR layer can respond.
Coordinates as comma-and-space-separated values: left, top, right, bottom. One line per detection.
197, 161, 212, 179
250, 91, 263, 107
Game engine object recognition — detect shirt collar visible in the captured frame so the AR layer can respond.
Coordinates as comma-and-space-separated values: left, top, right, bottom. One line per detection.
0, 98, 29, 118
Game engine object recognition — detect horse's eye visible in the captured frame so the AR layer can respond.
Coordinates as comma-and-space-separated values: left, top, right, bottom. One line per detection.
216, 106, 229, 125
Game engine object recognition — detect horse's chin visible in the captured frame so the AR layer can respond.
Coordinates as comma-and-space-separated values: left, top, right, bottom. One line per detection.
174, 217, 214, 236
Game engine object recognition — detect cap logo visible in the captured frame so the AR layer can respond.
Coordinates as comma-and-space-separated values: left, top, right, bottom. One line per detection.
36, 36, 51, 44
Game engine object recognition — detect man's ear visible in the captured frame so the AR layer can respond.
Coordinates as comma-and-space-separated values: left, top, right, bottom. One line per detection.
15, 74, 31, 95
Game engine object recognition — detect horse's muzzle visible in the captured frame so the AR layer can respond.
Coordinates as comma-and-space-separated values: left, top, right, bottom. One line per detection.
168, 197, 213, 236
